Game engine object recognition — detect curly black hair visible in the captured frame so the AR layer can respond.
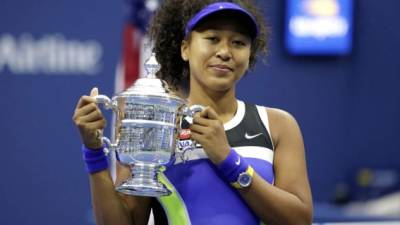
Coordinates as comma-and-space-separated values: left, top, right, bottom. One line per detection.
149, 0, 269, 90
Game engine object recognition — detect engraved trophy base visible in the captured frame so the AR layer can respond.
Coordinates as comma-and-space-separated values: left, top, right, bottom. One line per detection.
115, 162, 171, 197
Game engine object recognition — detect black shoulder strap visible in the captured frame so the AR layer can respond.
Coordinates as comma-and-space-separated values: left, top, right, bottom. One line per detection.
226, 103, 273, 150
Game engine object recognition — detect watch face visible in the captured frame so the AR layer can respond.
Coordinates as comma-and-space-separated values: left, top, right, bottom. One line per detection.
238, 173, 252, 187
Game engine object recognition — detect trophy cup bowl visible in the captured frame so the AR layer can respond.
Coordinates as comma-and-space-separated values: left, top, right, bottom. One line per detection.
95, 54, 201, 197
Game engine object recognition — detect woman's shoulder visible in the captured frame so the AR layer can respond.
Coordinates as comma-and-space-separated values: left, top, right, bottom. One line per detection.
239, 101, 300, 130
242, 101, 297, 124
266, 107, 298, 124
251, 105, 301, 143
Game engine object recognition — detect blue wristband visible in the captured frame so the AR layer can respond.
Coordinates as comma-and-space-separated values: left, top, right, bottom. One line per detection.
217, 148, 249, 183
82, 145, 109, 174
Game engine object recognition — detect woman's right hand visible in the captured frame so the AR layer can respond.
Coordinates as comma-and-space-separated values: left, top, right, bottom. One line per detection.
72, 87, 106, 149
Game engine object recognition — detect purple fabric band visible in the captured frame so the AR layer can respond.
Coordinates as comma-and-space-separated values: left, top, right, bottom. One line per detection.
82, 145, 109, 174
217, 148, 249, 183
184, 2, 259, 39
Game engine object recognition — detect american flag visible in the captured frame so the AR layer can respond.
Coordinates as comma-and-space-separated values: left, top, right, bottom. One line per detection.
104, 2, 159, 224
111, 0, 160, 197
115, 0, 159, 92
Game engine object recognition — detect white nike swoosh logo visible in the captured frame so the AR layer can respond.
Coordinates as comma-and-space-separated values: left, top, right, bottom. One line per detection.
235, 157, 241, 165
245, 132, 263, 139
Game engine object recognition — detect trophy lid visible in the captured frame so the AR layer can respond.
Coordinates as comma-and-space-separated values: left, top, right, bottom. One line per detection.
118, 53, 183, 101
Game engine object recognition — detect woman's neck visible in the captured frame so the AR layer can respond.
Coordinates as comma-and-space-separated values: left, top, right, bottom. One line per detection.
188, 85, 238, 123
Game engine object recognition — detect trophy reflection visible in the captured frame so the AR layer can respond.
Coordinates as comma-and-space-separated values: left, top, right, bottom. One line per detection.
95, 53, 201, 197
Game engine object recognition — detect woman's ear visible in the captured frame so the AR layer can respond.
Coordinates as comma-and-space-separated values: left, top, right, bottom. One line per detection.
181, 40, 189, 61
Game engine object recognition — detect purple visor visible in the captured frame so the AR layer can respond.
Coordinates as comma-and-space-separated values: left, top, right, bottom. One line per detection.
184, 2, 259, 40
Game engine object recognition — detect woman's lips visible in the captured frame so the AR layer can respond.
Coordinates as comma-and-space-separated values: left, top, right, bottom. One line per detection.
209, 64, 233, 72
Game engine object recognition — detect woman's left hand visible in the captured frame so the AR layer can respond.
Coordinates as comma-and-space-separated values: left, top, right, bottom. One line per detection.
189, 106, 231, 165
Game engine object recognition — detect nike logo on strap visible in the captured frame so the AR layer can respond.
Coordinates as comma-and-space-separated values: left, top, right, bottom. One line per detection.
245, 132, 263, 139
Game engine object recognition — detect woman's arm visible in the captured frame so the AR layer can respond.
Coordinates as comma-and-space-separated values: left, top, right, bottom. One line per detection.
190, 106, 313, 225
73, 88, 152, 225
89, 170, 133, 225
89, 163, 152, 225
237, 108, 313, 225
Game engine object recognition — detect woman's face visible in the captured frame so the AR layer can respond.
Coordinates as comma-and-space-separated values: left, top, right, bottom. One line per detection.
181, 14, 252, 93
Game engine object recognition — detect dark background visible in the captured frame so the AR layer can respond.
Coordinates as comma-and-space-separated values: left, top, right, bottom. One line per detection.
239, 0, 400, 202
1, 0, 399, 224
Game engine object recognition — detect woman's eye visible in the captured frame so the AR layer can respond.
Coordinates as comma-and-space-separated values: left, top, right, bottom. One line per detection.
233, 40, 246, 46
206, 37, 218, 42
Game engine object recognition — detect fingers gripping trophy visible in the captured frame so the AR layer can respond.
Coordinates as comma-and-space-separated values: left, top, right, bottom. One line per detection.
95, 53, 202, 197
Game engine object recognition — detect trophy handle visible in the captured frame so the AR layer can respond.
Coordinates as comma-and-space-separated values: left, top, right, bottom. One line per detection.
94, 94, 117, 110
94, 95, 118, 154
182, 104, 204, 124
102, 136, 117, 155
178, 104, 205, 157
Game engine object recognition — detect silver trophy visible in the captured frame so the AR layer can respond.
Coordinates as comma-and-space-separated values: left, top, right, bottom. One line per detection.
95, 53, 202, 197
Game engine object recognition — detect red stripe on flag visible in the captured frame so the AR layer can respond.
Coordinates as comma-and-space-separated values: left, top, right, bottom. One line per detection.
122, 24, 142, 89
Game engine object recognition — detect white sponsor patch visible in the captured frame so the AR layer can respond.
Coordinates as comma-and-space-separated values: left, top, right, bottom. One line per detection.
177, 139, 193, 151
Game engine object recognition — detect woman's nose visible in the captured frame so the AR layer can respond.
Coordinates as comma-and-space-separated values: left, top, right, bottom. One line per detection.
216, 42, 232, 61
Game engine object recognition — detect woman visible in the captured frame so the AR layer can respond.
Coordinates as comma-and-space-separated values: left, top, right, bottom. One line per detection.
73, 1, 313, 225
